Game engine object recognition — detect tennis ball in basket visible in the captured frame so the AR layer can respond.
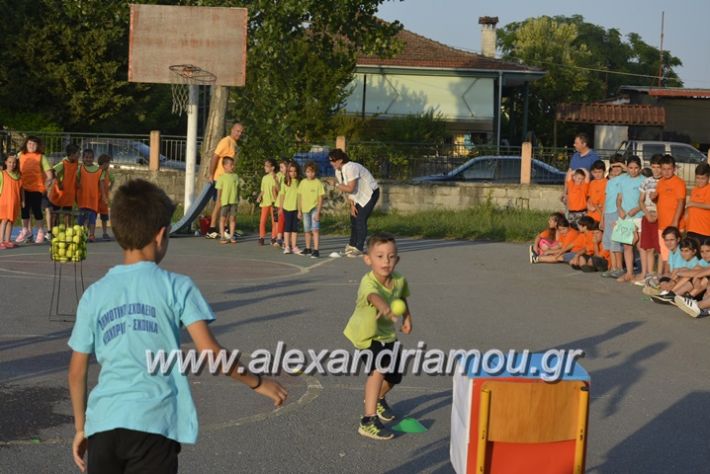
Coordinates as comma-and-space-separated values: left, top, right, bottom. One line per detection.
390, 299, 407, 317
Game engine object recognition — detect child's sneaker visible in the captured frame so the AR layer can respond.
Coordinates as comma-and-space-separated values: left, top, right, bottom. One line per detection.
292, 246, 303, 255
205, 228, 219, 239
283, 247, 291, 254
310, 250, 320, 259
88, 235, 96, 243
276, 239, 284, 249
675, 295, 701, 317
35, 229, 45, 244
376, 398, 396, 422
0, 242, 6, 250
258, 238, 265, 246
102, 233, 111, 241
303, 248, 312, 255
358, 416, 394, 440
650, 290, 675, 305
530, 254, 539, 264
528, 245, 537, 264
15, 228, 30, 244
346, 248, 362, 258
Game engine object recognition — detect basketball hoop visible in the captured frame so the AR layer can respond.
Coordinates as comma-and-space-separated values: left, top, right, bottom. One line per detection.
169, 64, 217, 115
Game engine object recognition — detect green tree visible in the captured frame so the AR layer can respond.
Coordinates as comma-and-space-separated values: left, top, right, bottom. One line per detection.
498, 15, 683, 146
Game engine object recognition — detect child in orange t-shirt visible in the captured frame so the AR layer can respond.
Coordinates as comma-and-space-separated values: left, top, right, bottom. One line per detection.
685, 163, 710, 242
653, 154, 686, 272
530, 212, 564, 262
0, 154, 24, 249
565, 168, 590, 228
76, 149, 104, 242
586, 160, 606, 223
568, 215, 597, 269
532, 216, 580, 263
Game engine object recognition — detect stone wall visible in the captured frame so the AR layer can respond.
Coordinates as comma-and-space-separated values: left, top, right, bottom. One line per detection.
110, 168, 564, 213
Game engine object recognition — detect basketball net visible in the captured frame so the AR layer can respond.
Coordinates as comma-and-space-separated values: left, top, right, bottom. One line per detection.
169, 64, 217, 115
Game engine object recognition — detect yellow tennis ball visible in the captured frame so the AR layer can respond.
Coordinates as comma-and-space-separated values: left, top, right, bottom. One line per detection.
390, 299, 406, 316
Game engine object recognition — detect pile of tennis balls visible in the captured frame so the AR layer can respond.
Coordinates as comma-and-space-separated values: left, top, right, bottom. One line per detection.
50, 224, 88, 263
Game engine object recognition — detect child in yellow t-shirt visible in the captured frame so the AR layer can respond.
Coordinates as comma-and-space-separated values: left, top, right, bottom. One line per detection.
343, 233, 413, 440
278, 162, 300, 254
297, 161, 325, 258
256, 159, 279, 246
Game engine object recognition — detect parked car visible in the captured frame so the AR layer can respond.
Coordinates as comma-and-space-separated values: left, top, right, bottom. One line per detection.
79, 139, 187, 170
617, 140, 707, 182
293, 146, 335, 177
412, 155, 566, 184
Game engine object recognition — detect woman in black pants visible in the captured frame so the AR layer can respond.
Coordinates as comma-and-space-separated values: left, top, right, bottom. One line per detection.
329, 149, 380, 257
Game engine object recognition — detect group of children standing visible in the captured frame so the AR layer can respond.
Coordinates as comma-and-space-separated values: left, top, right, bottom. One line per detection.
255, 158, 325, 258
0, 137, 114, 249
531, 153, 710, 318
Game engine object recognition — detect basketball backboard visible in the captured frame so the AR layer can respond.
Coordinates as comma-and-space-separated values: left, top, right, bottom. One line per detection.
128, 4, 247, 87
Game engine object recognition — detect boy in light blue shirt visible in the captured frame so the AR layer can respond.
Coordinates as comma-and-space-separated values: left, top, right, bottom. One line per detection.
68, 179, 287, 473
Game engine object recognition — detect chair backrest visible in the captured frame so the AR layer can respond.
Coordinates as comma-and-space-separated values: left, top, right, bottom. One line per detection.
482, 380, 586, 443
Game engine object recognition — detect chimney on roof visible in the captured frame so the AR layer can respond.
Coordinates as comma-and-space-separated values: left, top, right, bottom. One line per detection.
478, 16, 499, 58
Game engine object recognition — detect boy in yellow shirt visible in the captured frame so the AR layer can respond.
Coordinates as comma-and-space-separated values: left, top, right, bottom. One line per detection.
297, 161, 325, 258
343, 233, 413, 440
215, 157, 239, 244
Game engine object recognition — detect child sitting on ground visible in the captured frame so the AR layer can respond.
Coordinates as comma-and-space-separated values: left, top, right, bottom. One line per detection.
567, 215, 596, 270
674, 238, 710, 317
529, 212, 564, 262
646, 233, 700, 303
532, 216, 582, 264
68, 179, 286, 472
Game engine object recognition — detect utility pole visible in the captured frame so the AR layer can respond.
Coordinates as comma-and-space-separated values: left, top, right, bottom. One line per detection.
657, 11, 665, 87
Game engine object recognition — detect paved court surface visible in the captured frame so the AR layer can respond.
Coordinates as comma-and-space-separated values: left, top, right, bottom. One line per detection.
1, 234, 709, 473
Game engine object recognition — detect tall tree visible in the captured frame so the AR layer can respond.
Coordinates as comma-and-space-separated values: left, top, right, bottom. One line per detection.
497, 15, 683, 146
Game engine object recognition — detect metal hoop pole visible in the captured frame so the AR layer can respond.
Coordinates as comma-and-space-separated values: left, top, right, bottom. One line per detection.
185, 84, 199, 213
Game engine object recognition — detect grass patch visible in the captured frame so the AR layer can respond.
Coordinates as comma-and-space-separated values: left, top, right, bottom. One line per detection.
184, 204, 548, 242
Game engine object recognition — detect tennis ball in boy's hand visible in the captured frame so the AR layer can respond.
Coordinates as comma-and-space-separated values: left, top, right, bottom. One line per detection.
390, 299, 407, 317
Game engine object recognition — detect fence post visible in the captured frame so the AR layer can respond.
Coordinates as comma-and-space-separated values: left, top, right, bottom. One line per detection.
336, 135, 346, 152
149, 130, 160, 171
520, 141, 532, 184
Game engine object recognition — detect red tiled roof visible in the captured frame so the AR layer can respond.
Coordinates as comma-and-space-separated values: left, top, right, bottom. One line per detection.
357, 29, 540, 72
556, 103, 665, 126
648, 88, 710, 98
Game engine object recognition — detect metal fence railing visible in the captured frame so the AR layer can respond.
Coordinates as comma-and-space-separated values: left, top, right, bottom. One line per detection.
1, 130, 198, 171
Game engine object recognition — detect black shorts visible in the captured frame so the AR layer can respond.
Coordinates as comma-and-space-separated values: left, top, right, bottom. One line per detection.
21, 191, 44, 220
100, 213, 109, 221
283, 210, 299, 233
592, 256, 609, 272
362, 340, 403, 385
88, 428, 180, 474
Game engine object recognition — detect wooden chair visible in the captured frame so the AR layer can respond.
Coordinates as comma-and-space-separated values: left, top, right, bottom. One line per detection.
475, 380, 589, 474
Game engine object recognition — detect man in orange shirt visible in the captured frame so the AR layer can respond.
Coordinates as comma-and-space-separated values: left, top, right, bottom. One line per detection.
205, 123, 244, 239
565, 168, 589, 228
653, 155, 686, 272
685, 163, 710, 242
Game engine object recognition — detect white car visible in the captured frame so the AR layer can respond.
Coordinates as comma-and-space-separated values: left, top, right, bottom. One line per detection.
617, 140, 707, 183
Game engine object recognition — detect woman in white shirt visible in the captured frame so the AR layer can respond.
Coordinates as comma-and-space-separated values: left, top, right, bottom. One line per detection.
329, 149, 380, 257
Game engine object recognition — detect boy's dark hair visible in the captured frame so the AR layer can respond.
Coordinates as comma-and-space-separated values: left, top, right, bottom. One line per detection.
662, 226, 681, 239
695, 162, 710, 177
626, 155, 642, 167
659, 154, 675, 166
66, 143, 80, 156
578, 215, 595, 230
305, 160, 319, 174
573, 169, 586, 177
591, 160, 606, 172
609, 153, 625, 164
222, 156, 234, 166
701, 238, 710, 248
265, 158, 277, 169
679, 237, 700, 257
366, 232, 397, 252
82, 148, 94, 157
650, 153, 663, 165
21, 136, 44, 154
97, 154, 112, 166
557, 216, 570, 228
111, 179, 175, 251
575, 133, 590, 147
587, 219, 599, 231
328, 148, 349, 163
641, 167, 653, 178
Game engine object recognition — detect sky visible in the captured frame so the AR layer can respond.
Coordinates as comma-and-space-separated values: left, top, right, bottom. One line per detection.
376, 0, 710, 89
